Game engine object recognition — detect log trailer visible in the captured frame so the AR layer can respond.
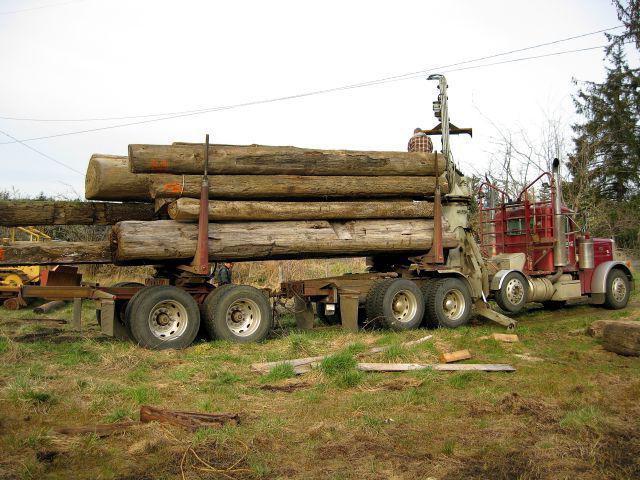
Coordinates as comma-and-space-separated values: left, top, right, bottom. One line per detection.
12, 75, 633, 349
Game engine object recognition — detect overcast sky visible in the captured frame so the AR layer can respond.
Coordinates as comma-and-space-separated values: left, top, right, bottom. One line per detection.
0, 0, 637, 198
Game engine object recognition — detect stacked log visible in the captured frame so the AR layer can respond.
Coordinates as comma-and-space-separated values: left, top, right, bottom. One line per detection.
0, 200, 154, 226
0, 142, 455, 266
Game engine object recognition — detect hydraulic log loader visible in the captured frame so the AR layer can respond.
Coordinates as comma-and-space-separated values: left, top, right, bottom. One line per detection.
14, 74, 633, 349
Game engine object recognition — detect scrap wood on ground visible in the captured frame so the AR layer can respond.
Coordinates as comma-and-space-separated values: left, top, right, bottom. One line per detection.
55, 405, 240, 436
251, 334, 515, 375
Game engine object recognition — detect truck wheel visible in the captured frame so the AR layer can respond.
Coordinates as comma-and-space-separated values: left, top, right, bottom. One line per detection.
426, 277, 472, 328
126, 285, 200, 350
604, 269, 630, 310
420, 279, 438, 328
366, 278, 425, 330
316, 302, 341, 325
112, 282, 144, 325
495, 272, 528, 313
203, 285, 272, 342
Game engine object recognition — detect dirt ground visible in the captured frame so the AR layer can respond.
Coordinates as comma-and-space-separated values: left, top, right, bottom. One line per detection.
0, 285, 639, 480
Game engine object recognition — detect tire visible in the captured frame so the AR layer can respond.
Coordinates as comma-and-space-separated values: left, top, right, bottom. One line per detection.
425, 277, 472, 328
316, 302, 341, 325
127, 285, 200, 350
495, 272, 528, 313
603, 269, 630, 310
420, 279, 438, 328
366, 278, 425, 331
111, 282, 144, 325
203, 285, 272, 342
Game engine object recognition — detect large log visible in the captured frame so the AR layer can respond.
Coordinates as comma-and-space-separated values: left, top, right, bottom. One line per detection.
85, 155, 153, 202
0, 200, 155, 226
150, 175, 447, 200
86, 155, 446, 202
110, 219, 458, 263
0, 241, 111, 266
167, 198, 434, 222
129, 143, 446, 176
602, 321, 640, 356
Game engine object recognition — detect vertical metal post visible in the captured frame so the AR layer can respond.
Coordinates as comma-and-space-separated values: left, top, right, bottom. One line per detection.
72, 298, 82, 331
191, 134, 211, 274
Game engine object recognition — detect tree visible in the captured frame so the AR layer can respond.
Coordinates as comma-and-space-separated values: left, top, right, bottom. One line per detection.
571, 45, 639, 202
608, 1, 640, 52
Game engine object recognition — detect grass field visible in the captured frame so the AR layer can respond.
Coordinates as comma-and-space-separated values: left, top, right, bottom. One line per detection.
0, 282, 639, 479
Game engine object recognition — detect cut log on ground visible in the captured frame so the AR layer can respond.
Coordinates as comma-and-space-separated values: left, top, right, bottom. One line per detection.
439, 349, 472, 363
139, 405, 240, 430
33, 300, 67, 314
129, 143, 446, 176
0, 241, 112, 266
602, 321, 640, 356
0, 200, 155, 226
150, 174, 448, 200
586, 319, 638, 338
111, 220, 457, 263
168, 198, 435, 222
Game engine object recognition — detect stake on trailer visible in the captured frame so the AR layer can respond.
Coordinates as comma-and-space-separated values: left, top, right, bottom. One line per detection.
179, 134, 211, 275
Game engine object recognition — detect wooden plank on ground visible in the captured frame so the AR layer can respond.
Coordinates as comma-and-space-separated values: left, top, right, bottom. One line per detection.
251, 334, 433, 373
356, 363, 516, 372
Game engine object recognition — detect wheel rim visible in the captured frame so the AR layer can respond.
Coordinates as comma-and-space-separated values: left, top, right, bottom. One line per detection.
226, 298, 261, 337
611, 277, 627, 302
442, 289, 466, 321
147, 300, 189, 340
391, 289, 418, 323
505, 277, 525, 305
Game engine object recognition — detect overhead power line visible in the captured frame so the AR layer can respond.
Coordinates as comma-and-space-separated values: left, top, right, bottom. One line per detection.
0, 128, 83, 175
0, 25, 623, 123
0, 41, 616, 146
0, 0, 87, 16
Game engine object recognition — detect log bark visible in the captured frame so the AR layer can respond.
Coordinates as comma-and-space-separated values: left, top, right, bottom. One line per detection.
110, 219, 458, 263
0, 241, 112, 266
602, 321, 640, 356
0, 200, 155, 226
85, 155, 156, 202
129, 143, 445, 176
150, 175, 447, 200
168, 198, 435, 222
33, 300, 67, 314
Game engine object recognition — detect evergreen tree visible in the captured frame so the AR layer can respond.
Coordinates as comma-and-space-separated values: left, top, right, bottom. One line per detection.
608, 1, 640, 52
571, 45, 639, 201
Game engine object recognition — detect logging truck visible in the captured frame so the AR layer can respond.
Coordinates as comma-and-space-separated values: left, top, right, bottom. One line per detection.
10, 75, 633, 349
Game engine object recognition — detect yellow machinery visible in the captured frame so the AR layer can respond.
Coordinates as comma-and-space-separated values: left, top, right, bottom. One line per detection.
0, 227, 51, 287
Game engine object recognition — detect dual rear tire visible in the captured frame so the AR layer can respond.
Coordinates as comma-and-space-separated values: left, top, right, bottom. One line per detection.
365, 277, 472, 330
125, 284, 272, 349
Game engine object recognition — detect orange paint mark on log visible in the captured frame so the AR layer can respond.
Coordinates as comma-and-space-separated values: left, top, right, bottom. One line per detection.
150, 159, 169, 171
0, 248, 4, 260
163, 181, 182, 194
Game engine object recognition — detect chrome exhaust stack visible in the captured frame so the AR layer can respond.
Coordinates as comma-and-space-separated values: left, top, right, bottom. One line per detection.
552, 158, 568, 267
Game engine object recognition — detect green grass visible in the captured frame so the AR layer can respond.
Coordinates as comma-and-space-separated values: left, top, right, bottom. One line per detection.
259, 363, 296, 383
123, 385, 159, 405
559, 406, 604, 431
0, 281, 639, 479
320, 351, 357, 376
